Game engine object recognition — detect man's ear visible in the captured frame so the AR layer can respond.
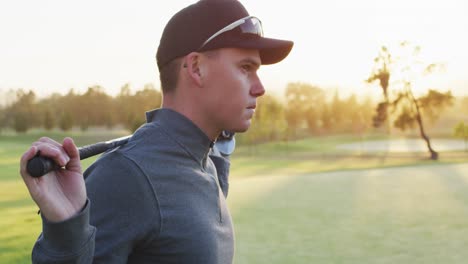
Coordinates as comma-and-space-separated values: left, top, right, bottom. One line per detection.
184, 52, 203, 87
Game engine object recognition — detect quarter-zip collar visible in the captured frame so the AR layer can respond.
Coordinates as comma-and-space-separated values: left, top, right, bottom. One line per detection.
145, 108, 214, 166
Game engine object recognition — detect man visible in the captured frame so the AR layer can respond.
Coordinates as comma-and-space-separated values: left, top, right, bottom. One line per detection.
20, 0, 293, 263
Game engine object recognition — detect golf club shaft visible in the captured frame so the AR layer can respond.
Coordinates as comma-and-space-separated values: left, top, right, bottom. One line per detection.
26, 135, 131, 178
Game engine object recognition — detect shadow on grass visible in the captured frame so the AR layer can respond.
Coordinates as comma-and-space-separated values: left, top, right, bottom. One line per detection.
230, 150, 468, 179
229, 163, 468, 264
229, 170, 359, 264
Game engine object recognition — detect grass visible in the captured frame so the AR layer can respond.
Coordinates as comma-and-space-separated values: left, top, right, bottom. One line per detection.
230, 136, 468, 178
1, 129, 468, 263
0, 129, 120, 263
228, 164, 468, 263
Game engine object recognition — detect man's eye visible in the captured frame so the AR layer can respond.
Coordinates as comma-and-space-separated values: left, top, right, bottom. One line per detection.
242, 65, 252, 71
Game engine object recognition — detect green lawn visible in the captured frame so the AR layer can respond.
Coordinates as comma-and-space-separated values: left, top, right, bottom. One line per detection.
0, 130, 115, 263
228, 163, 468, 263
1, 130, 468, 263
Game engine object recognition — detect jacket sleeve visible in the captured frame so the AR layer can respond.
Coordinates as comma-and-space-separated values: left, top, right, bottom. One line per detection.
32, 153, 161, 263
32, 200, 96, 264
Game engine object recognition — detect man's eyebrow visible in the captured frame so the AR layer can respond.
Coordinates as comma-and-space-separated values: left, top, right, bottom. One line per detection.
240, 58, 261, 69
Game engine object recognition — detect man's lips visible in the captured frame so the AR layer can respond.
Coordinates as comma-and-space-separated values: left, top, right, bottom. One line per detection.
246, 105, 256, 118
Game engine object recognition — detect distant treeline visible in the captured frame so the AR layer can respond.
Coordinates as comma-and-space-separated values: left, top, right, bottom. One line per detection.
0, 83, 161, 134
1, 82, 467, 144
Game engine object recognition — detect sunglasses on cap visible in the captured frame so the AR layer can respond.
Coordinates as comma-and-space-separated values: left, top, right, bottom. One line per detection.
199, 16, 264, 50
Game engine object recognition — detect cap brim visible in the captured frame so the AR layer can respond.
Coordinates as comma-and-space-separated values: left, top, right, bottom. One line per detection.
234, 37, 294, 65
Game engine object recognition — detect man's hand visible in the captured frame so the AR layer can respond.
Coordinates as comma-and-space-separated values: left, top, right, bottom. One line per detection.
20, 137, 86, 222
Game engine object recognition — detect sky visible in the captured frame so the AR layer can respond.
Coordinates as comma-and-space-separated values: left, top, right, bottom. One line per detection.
1, 0, 467, 103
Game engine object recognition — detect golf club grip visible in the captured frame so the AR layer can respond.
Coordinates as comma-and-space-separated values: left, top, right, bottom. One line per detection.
26, 136, 131, 178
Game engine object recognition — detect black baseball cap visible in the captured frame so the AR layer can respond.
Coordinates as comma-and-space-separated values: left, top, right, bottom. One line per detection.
156, 0, 294, 70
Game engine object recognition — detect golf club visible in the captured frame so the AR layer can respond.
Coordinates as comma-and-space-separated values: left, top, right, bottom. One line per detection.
26, 131, 236, 178
26, 135, 131, 178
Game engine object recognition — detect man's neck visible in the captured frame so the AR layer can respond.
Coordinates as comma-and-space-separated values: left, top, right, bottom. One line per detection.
161, 96, 219, 141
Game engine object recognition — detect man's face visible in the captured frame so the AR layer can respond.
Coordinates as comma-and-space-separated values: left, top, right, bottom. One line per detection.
200, 48, 265, 133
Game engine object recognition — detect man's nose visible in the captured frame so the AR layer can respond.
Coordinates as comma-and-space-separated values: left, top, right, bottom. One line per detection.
250, 78, 265, 97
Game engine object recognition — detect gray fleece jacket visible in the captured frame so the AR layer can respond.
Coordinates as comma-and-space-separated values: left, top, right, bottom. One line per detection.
32, 108, 234, 264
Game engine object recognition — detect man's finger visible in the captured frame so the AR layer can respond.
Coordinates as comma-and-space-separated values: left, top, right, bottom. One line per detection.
62, 137, 82, 174
37, 137, 62, 147
30, 143, 70, 167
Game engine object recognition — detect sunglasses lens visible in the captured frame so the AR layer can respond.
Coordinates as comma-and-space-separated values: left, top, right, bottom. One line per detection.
239, 17, 263, 37
200, 16, 263, 49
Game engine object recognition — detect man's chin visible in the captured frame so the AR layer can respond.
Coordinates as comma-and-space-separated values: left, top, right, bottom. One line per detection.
230, 122, 251, 133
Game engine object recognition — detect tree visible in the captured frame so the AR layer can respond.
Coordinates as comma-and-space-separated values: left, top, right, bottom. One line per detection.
43, 108, 55, 131
368, 42, 454, 160
366, 46, 392, 133
454, 121, 468, 152
0, 106, 5, 133
392, 88, 453, 159
329, 91, 347, 133
463, 97, 468, 112
347, 94, 373, 138
13, 113, 29, 133
59, 111, 73, 131
284, 82, 325, 138
116, 83, 162, 132
78, 85, 116, 129
243, 94, 287, 144
320, 104, 333, 132
37, 92, 63, 131
8, 89, 38, 133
